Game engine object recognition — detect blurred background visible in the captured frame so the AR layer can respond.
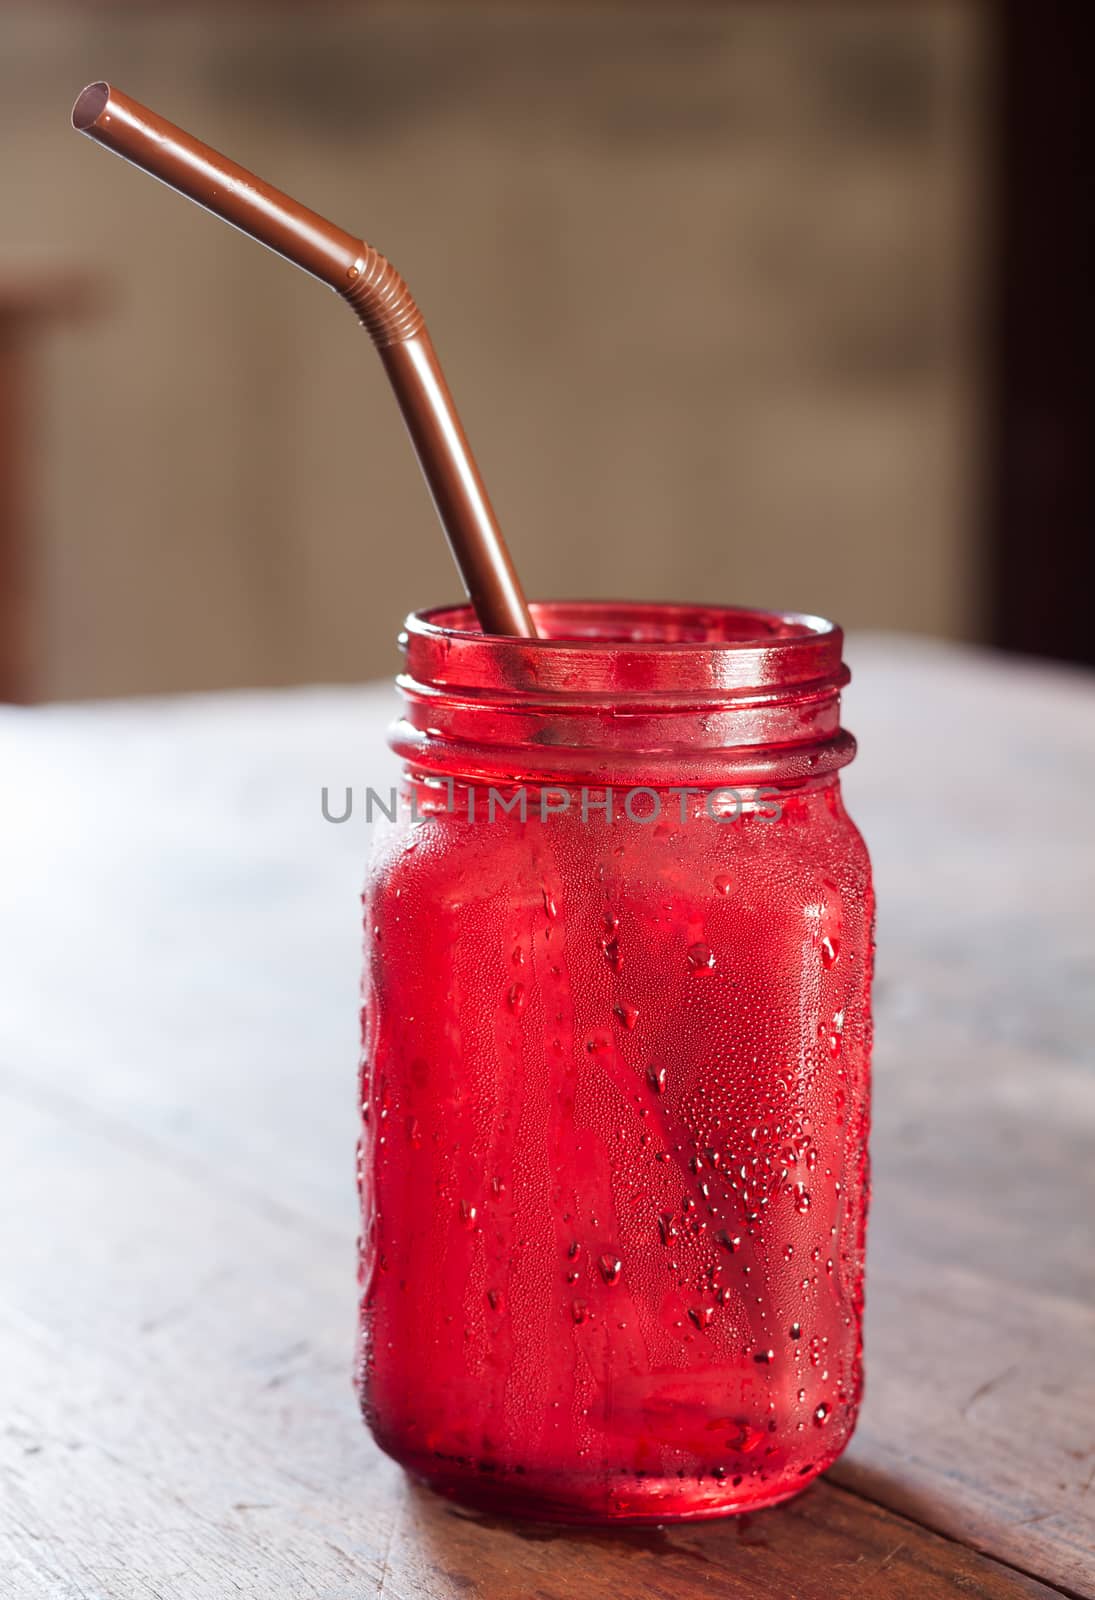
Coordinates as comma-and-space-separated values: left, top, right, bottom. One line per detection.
0, 2, 1090, 700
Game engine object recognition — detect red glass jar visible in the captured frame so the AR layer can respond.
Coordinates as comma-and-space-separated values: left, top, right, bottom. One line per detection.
356, 601, 873, 1522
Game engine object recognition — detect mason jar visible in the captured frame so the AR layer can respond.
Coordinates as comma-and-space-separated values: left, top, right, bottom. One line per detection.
356, 601, 873, 1522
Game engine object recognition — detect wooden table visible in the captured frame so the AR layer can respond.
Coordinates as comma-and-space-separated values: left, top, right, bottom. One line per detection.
1, 637, 1092, 1599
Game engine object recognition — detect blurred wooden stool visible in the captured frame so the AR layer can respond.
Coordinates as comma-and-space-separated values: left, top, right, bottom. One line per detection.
0, 274, 105, 702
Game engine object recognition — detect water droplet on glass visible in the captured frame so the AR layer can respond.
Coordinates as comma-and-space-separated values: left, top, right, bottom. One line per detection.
754, 1349, 775, 1365
647, 1064, 667, 1094
507, 981, 527, 1016
542, 888, 558, 919
614, 1002, 640, 1030
571, 1299, 589, 1325
713, 873, 735, 896
716, 1230, 742, 1253
814, 1402, 830, 1426
820, 936, 839, 969
688, 1306, 715, 1330
789, 1322, 802, 1340
598, 1254, 622, 1286
687, 941, 716, 971
793, 1184, 811, 1213
459, 1200, 478, 1229
731, 1423, 764, 1453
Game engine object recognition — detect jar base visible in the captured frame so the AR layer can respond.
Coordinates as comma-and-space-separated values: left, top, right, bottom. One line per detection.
400, 1455, 823, 1525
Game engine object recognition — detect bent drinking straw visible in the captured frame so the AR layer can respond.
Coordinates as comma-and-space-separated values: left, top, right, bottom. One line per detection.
72, 82, 536, 639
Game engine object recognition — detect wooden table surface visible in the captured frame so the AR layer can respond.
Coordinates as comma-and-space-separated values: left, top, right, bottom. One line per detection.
1, 636, 1093, 1600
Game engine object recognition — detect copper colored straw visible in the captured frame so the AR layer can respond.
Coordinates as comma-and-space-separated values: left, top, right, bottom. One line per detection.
71, 81, 536, 638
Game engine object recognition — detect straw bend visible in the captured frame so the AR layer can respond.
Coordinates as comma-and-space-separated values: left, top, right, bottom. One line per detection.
71, 80, 536, 638
72, 81, 423, 351
343, 249, 424, 347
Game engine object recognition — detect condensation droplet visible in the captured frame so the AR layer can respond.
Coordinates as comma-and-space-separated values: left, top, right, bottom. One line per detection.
598, 1254, 622, 1286
687, 941, 716, 971
731, 1423, 764, 1453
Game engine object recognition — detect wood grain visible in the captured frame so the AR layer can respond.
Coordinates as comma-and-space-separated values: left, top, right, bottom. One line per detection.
835, 639, 1095, 1598
1, 640, 1093, 1596
0, 1092, 1062, 1600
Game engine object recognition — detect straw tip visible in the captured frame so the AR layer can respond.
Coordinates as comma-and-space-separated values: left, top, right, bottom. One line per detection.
72, 82, 110, 132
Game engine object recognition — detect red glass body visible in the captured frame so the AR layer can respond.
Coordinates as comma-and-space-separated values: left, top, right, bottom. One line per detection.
357, 602, 873, 1521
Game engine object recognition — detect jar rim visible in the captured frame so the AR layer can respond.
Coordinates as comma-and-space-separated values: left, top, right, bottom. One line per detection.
400, 601, 846, 701
405, 599, 838, 655
393, 601, 853, 786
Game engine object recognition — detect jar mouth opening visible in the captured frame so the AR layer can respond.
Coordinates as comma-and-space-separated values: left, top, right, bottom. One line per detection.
395, 601, 853, 784
400, 600, 846, 701
407, 600, 836, 653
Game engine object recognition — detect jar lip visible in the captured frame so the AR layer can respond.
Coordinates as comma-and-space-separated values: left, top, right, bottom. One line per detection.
405, 599, 839, 655
395, 601, 852, 783
401, 600, 846, 702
